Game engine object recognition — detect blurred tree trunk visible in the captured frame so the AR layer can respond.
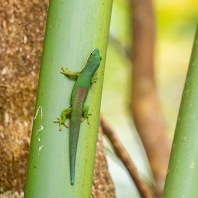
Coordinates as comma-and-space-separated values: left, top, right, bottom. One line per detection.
129, 0, 171, 196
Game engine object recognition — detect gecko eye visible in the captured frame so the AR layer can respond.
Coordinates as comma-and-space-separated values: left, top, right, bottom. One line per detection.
90, 53, 93, 55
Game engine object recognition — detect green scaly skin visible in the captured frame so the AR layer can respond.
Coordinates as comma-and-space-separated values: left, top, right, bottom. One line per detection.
54, 48, 102, 185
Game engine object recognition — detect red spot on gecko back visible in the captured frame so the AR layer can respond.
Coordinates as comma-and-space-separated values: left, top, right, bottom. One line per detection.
77, 88, 86, 96
74, 88, 87, 108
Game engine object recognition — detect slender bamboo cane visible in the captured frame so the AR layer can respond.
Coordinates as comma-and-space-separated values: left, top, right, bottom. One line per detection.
163, 26, 198, 197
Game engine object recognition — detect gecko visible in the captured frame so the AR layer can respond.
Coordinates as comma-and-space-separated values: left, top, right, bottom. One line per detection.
54, 48, 102, 185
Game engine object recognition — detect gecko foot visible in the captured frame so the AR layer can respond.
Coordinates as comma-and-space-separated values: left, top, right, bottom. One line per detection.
53, 117, 68, 130
91, 77, 98, 84
81, 113, 92, 125
61, 67, 70, 74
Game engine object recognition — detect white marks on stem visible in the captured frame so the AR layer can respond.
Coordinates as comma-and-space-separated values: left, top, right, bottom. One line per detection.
38, 145, 44, 155
34, 106, 43, 121
34, 106, 45, 155
190, 163, 194, 169
36, 125, 45, 135
37, 125, 44, 152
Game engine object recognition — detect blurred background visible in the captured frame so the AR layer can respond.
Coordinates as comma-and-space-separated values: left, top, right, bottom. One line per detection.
101, 0, 198, 197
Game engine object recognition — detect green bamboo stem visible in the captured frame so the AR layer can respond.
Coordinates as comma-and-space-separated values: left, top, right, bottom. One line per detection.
24, 0, 113, 197
163, 26, 198, 197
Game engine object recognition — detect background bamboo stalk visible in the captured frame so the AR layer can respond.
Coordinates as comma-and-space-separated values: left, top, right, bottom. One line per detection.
163, 26, 198, 198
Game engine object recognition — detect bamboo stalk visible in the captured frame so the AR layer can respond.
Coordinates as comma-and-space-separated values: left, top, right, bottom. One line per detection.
24, 0, 113, 197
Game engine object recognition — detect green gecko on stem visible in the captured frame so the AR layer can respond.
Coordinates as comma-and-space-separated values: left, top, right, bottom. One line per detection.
54, 48, 102, 185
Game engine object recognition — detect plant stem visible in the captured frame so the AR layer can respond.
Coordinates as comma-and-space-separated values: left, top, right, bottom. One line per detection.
163, 26, 198, 198
24, 0, 113, 197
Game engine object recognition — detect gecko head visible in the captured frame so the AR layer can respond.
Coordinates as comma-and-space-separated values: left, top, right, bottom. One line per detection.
91, 48, 102, 62
91, 48, 102, 61
85, 48, 102, 73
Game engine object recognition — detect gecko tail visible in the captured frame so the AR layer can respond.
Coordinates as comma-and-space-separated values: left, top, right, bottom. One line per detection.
70, 144, 76, 185
69, 117, 81, 186
71, 175, 75, 185
70, 152, 76, 185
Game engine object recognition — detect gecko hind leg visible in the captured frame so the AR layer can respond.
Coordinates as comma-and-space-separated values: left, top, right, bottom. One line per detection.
81, 106, 92, 124
54, 107, 72, 130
